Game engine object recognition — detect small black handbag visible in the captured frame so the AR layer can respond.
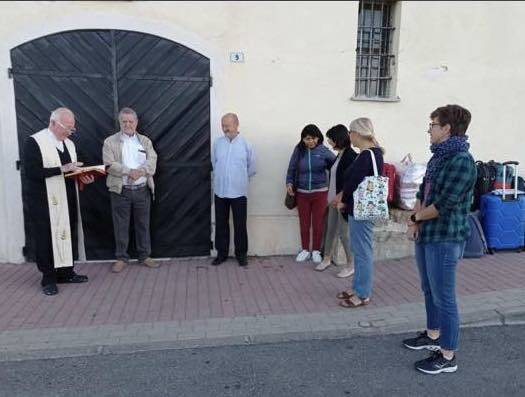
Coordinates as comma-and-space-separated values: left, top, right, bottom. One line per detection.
284, 191, 296, 209
284, 150, 301, 210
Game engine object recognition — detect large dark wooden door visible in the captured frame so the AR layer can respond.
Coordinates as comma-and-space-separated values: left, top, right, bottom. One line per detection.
11, 29, 211, 260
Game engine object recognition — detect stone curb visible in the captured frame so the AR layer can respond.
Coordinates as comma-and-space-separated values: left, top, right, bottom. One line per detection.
1, 289, 524, 362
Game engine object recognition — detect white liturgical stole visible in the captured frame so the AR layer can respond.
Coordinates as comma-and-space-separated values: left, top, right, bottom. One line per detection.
31, 129, 86, 267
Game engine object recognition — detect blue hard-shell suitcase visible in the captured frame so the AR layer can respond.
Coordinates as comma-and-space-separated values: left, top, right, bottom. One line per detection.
480, 161, 525, 253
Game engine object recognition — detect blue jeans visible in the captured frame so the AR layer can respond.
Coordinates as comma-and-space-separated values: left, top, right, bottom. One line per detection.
349, 216, 374, 299
415, 241, 465, 351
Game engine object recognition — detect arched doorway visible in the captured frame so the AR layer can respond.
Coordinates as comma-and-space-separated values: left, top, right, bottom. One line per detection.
11, 29, 211, 260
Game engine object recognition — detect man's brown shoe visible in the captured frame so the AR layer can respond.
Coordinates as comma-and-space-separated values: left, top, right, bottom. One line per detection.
112, 260, 127, 273
142, 257, 159, 268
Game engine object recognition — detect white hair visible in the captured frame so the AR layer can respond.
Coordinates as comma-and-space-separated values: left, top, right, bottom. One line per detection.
50, 107, 74, 122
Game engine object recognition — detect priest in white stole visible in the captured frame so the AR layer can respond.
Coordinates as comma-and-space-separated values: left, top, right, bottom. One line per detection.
23, 108, 95, 296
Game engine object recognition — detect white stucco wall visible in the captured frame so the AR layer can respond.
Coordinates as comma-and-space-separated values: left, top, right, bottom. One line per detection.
0, 1, 524, 263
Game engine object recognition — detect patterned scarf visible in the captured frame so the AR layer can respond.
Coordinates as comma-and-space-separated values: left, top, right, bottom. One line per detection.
425, 135, 470, 182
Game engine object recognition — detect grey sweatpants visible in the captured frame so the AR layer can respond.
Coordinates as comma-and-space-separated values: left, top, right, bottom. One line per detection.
322, 206, 352, 265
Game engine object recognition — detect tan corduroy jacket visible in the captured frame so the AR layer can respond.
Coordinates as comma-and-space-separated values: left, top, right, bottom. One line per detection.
102, 132, 158, 196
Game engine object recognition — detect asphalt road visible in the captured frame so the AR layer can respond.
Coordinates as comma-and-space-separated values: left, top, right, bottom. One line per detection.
1, 325, 524, 397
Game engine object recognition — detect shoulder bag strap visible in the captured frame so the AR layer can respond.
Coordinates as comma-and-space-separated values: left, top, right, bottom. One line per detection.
366, 149, 379, 177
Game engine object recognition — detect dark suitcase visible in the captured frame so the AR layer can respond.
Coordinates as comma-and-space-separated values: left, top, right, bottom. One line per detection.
463, 211, 488, 258
492, 161, 514, 190
480, 161, 525, 253
472, 161, 517, 211
512, 175, 525, 192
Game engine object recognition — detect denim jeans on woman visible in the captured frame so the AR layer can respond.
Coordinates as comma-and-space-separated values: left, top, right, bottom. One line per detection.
415, 241, 465, 351
348, 216, 374, 299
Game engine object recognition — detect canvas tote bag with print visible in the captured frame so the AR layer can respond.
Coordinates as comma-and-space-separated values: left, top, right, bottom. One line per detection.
353, 149, 389, 222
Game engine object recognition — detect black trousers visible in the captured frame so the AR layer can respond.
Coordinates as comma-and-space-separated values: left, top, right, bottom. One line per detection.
33, 215, 78, 287
214, 195, 248, 258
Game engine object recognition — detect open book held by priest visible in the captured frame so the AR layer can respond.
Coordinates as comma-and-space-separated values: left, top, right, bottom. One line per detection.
65, 165, 107, 190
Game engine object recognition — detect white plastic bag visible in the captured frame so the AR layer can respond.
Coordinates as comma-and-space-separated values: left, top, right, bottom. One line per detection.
395, 154, 426, 210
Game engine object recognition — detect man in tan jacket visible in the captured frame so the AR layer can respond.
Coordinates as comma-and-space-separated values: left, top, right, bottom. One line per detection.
103, 107, 158, 272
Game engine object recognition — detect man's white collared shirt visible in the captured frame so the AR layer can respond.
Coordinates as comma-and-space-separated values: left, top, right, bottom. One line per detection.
120, 132, 147, 185
47, 129, 64, 153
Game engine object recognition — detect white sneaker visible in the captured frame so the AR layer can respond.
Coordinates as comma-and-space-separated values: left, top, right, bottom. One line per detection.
296, 250, 311, 262
311, 250, 322, 263
336, 267, 355, 278
315, 259, 332, 271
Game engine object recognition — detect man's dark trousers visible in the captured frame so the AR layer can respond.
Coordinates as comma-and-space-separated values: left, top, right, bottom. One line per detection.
110, 186, 151, 262
214, 195, 247, 259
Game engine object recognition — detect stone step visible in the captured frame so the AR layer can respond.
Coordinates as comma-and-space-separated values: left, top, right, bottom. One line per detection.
332, 208, 414, 264
374, 208, 414, 261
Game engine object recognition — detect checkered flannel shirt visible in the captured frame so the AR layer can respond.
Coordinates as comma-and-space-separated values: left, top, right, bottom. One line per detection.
416, 152, 477, 243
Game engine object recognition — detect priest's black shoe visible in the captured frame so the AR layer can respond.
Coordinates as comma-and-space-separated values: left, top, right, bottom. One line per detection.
42, 283, 58, 296
211, 256, 227, 266
56, 273, 89, 284
237, 255, 248, 267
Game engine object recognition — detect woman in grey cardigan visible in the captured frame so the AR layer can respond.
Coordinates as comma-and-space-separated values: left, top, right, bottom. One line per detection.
316, 124, 357, 277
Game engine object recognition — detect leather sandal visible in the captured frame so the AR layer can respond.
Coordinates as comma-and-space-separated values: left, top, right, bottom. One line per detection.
339, 296, 370, 308
336, 291, 355, 300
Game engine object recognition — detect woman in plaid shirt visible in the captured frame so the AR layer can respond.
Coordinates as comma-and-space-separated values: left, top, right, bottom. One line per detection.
403, 105, 477, 375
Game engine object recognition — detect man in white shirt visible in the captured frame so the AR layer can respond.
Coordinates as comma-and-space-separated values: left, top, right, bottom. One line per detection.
103, 108, 158, 273
212, 113, 256, 267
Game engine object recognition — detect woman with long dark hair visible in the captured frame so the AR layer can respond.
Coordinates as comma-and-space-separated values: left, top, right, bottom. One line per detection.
286, 124, 335, 263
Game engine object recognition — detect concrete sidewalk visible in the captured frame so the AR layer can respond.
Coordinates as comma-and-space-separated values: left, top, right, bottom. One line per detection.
0, 253, 524, 361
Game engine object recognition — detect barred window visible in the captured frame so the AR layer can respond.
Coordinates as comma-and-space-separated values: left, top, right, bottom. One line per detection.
354, 0, 398, 100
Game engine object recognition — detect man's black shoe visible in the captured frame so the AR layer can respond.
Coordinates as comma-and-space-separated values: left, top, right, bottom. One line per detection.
42, 283, 58, 296
403, 331, 440, 351
415, 350, 457, 375
211, 256, 227, 266
56, 274, 89, 284
237, 256, 248, 267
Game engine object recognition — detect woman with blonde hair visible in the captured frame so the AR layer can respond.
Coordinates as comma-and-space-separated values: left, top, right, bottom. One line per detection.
337, 117, 384, 308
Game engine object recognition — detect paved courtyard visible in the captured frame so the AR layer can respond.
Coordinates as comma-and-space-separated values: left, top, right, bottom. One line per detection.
0, 253, 524, 361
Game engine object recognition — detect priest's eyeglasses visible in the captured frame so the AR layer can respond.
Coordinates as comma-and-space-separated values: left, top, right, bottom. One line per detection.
55, 120, 77, 134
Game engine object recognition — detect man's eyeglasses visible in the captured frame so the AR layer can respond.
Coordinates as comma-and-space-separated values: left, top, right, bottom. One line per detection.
428, 122, 441, 130
55, 120, 77, 134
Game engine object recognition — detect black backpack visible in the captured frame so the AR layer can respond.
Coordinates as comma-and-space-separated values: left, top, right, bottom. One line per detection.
471, 161, 497, 211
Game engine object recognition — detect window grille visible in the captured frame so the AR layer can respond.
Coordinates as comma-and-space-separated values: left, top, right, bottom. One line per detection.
354, 0, 396, 99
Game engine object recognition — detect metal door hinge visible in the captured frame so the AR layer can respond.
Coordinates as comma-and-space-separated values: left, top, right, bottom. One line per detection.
8, 68, 13, 79
16, 160, 21, 170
